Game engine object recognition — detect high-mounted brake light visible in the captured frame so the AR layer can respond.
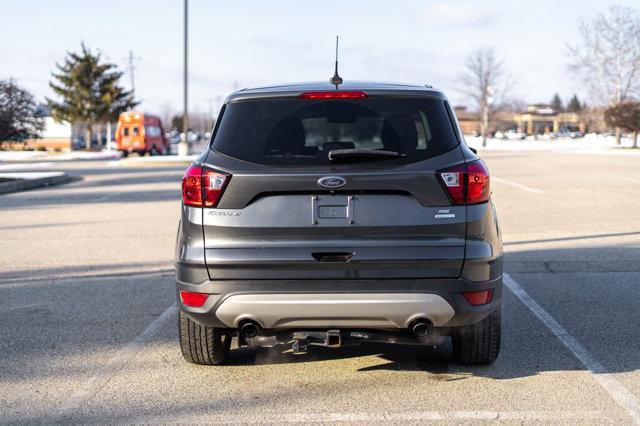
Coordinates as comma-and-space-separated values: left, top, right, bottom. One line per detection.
179, 290, 209, 307
298, 91, 368, 100
182, 164, 230, 207
437, 160, 490, 205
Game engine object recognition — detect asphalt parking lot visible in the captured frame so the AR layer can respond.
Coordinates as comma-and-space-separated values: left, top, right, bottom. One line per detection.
1, 151, 639, 423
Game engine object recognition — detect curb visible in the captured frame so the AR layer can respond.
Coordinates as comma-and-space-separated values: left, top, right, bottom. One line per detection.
0, 173, 78, 195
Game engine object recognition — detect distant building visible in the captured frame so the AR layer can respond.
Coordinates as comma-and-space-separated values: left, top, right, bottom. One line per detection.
453, 106, 480, 136
455, 104, 594, 136
511, 105, 584, 135
24, 106, 73, 151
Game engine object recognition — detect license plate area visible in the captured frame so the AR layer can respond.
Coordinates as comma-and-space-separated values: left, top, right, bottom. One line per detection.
312, 195, 354, 224
318, 205, 347, 219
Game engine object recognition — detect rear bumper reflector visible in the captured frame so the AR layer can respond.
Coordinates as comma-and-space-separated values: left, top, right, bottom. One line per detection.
462, 289, 494, 306
179, 290, 209, 307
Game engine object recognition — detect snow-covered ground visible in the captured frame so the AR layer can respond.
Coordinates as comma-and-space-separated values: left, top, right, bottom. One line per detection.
465, 134, 640, 155
0, 150, 198, 163
0, 171, 66, 180
105, 154, 199, 166
0, 150, 122, 162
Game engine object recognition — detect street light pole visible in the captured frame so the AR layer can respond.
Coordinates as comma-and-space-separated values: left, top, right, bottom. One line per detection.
482, 85, 494, 148
178, 0, 189, 156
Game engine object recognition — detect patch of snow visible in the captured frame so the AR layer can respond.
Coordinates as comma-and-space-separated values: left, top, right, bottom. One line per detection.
0, 149, 121, 162
0, 162, 54, 171
0, 171, 65, 180
465, 134, 640, 155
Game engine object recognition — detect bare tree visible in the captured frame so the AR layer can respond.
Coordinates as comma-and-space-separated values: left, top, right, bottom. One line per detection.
568, 5, 640, 143
458, 47, 510, 147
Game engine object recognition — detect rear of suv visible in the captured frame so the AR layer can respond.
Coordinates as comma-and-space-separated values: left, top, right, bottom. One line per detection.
175, 82, 502, 366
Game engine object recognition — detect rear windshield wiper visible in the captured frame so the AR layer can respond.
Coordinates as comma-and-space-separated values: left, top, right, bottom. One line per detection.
328, 149, 404, 162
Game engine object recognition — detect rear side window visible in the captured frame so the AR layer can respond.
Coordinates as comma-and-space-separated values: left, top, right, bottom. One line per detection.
123, 127, 130, 136
211, 97, 458, 165
145, 125, 162, 137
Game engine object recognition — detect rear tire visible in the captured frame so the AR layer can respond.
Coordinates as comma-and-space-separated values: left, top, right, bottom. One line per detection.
178, 310, 231, 365
452, 307, 501, 365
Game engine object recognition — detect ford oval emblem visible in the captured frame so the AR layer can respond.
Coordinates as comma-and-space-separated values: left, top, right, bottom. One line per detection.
318, 176, 347, 189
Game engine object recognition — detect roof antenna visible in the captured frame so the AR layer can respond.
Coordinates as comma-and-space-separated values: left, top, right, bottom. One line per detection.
330, 36, 343, 87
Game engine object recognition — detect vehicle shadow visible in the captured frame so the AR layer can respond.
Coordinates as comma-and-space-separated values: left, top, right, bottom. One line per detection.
226, 340, 447, 369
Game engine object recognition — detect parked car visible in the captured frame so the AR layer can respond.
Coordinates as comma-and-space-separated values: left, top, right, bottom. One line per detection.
175, 81, 503, 365
495, 129, 526, 140
114, 112, 170, 156
553, 129, 584, 139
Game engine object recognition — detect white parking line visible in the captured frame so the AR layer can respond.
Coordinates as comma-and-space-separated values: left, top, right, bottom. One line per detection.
0, 269, 174, 289
53, 303, 178, 423
504, 273, 640, 424
605, 174, 640, 184
492, 177, 543, 193
161, 410, 616, 423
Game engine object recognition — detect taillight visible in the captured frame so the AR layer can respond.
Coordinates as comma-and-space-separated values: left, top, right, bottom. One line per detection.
182, 164, 230, 207
179, 290, 209, 307
298, 91, 368, 100
437, 160, 490, 205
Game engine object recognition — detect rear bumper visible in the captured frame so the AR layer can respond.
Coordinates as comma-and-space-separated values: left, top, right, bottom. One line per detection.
215, 293, 455, 328
176, 275, 502, 330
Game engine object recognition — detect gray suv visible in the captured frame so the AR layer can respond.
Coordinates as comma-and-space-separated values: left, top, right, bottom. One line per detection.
175, 81, 502, 366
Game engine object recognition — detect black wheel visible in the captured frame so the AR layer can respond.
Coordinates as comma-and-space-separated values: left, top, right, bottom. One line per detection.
120, 150, 128, 158
178, 310, 231, 365
452, 308, 501, 365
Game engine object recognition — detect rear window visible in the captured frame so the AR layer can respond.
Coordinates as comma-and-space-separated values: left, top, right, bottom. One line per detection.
210, 97, 458, 165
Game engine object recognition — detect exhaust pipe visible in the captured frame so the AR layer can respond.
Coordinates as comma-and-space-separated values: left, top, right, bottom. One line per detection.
410, 320, 431, 337
239, 321, 260, 338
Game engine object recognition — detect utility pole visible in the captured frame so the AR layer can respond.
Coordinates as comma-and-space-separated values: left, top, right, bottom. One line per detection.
178, 0, 190, 157
124, 50, 141, 93
207, 98, 214, 131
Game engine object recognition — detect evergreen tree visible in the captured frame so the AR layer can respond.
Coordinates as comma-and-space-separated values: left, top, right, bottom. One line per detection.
47, 43, 137, 150
550, 93, 563, 112
0, 79, 45, 144
567, 94, 584, 112
605, 102, 640, 148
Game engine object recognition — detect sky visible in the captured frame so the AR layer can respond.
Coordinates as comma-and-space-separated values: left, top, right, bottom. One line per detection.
1, 0, 637, 118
